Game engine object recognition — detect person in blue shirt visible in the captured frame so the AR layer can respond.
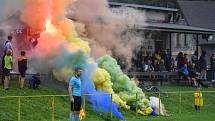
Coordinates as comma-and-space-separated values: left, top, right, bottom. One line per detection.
68, 67, 82, 121
29, 73, 41, 89
4, 36, 13, 54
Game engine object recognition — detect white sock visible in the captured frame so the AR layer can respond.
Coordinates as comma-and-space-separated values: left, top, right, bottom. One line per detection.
75, 113, 80, 121
70, 112, 74, 121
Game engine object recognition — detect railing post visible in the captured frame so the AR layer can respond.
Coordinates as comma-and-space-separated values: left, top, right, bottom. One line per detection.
110, 94, 113, 120
17, 97, 21, 121
198, 91, 201, 112
52, 96, 55, 121
158, 92, 161, 115
135, 93, 138, 116
83, 95, 86, 119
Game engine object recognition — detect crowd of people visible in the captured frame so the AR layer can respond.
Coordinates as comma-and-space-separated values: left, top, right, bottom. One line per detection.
1, 35, 40, 90
142, 49, 173, 72
141, 49, 215, 86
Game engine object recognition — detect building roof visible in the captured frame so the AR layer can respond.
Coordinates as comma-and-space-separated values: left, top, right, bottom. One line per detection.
134, 22, 215, 34
109, 2, 178, 12
178, 0, 215, 30
108, 1, 215, 34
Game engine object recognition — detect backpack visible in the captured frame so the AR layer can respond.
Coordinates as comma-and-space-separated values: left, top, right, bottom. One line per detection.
4, 41, 9, 45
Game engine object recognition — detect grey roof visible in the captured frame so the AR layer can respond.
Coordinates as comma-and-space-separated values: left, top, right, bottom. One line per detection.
134, 22, 215, 34
178, 0, 215, 30
109, 2, 178, 12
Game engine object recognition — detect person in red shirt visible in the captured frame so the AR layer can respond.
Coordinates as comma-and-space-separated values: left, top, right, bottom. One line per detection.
183, 53, 189, 65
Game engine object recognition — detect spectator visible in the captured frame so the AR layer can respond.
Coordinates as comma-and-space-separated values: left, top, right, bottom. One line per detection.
170, 58, 175, 71
3, 49, 13, 90
160, 50, 166, 60
183, 53, 189, 65
176, 52, 184, 69
188, 63, 199, 86
155, 50, 161, 63
199, 51, 207, 80
144, 52, 151, 63
191, 50, 198, 66
2, 36, 13, 85
29, 73, 41, 89
153, 59, 159, 71
4, 36, 13, 54
143, 60, 154, 72
210, 53, 215, 82
159, 59, 166, 72
18, 51, 28, 89
178, 64, 189, 81
165, 49, 172, 71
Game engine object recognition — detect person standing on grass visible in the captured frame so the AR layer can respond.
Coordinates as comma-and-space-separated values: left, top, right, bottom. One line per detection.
194, 88, 203, 112
18, 51, 28, 89
2, 35, 13, 86
3, 49, 13, 90
68, 67, 82, 121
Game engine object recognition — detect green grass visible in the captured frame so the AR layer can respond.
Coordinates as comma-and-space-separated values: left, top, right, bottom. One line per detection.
1, 81, 215, 121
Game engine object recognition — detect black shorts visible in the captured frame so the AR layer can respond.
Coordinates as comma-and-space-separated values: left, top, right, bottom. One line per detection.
19, 71, 26, 77
71, 96, 81, 111
4, 68, 11, 76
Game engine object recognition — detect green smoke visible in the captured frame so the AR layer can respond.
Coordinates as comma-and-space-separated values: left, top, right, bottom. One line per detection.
97, 55, 145, 103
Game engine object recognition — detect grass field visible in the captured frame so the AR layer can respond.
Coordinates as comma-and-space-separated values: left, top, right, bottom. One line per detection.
0, 81, 215, 121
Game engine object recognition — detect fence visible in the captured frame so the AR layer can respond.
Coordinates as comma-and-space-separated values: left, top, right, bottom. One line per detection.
0, 91, 215, 121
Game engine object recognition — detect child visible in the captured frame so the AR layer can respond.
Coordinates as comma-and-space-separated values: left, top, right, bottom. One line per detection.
18, 51, 28, 89
29, 73, 41, 89
3, 49, 13, 90
194, 89, 203, 112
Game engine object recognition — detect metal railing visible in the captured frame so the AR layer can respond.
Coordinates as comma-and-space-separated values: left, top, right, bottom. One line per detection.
0, 91, 215, 121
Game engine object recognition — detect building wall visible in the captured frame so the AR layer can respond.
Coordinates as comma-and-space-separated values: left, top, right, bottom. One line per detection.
110, 5, 196, 57
145, 10, 166, 22
110, 7, 166, 22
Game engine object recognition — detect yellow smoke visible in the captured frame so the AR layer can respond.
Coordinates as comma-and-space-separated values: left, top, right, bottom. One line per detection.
53, 67, 73, 82
92, 68, 129, 109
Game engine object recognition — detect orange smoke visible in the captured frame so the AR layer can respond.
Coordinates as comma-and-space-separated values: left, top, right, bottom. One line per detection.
21, 0, 76, 31
20, 0, 90, 58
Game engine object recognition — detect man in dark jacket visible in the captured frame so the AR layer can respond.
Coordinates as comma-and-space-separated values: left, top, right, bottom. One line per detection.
18, 51, 27, 89
189, 64, 208, 87
199, 51, 207, 80
210, 53, 215, 82
176, 52, 184, 70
